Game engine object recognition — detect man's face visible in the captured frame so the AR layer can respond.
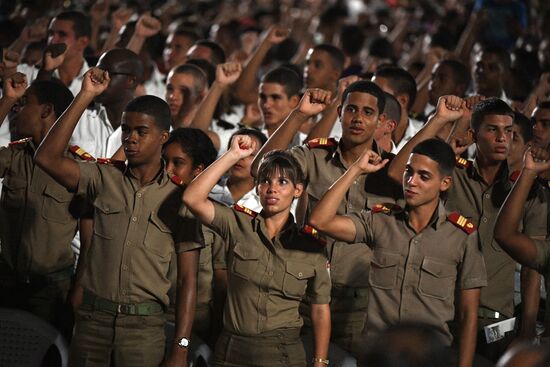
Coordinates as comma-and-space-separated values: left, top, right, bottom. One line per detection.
508, 123, 528, 168
474, 114, 513, 163
186, 45, 213, 64
163, 34, 194, 70
121, 111, 167, 165
13, 88, 42, 138
304, 49, 338, 90
473, 52, 504, 97
163, 142, 201, 185
229, 135, 261, 180
165, 72, 197, 121
403, 153, 449, 208
428, 63, 459, 106
95, 53, 135, 105
258, 82, 297, 129
531, 107, 550, 148
371, 75, 407, 114
48, 18, 83, 60
339, 91, 380, 146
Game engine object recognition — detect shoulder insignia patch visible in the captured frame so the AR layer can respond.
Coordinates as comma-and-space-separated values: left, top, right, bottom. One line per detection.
509, 170, 521, 183
447, 212, 476, 234
69, 145, 95, 161
301, 225, 327, 245
306, 137, 338, 149
371, 203, 402, 215
97, 158, 126, 170
234, 204, 258, 218
8, 137, 32, 146
170, 174, 184, 187
455, 156, 471, 169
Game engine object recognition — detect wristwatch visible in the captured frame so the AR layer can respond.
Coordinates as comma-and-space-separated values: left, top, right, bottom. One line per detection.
175, 336, 190, 349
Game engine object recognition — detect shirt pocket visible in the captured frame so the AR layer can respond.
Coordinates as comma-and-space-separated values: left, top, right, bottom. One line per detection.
143, 212, 174, 259
369, 251, 400, 290
283, 261, 315, 300
231, 243, 260, 280
418, 258, 456, 300
1, 175, 26, 209
41, 184, 74, 223
93, 198, 124, 240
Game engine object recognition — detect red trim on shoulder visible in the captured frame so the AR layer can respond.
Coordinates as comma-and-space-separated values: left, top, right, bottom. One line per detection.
447, 212, 476, 234
301, 225, 327, 246
69, 145, 96, 161
233, 204, 258, 218
509, 170, 521, 183
8, 137, 32, 146
306, 137, 338, 149
97, 158, 126, 170
455, 156, 471, 169
371, 203, 402, 215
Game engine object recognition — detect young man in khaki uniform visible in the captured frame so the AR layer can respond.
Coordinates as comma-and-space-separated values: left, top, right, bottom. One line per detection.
0, 75, 76, 337
35, 68, 202, 366
252, 81, 401, 358
309, 138, 487, 367
388, 96, 547, 361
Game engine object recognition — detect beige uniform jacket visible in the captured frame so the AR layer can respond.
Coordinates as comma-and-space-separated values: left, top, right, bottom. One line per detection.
76, 160, 203, 306
210, 202, 331, 336
348, 202, 487, 345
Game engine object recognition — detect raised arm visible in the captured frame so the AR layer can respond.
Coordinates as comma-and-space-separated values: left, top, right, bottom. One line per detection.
308, 149, 388, 243
0, 72, 27, 124
36, 43, 67, 81
35, 68, 110, 191
183, 135, 257, 225
190, 61, 242, 150
251, 88, 331, 176
233, 25, 289, 105
494, 147, 550, 266
387, 95, 465, 183
126, 14, 162, 55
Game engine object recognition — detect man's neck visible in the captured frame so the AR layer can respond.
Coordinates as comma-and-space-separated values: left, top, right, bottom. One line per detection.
227, 176, 255, 202
393, 114, 409, 145
476, 152, 505, 185
129, 159, 163, 187
58, 56, 84, 87
408, 199, 439, 234
340, 138, 374, 166
375, 135, 393, 153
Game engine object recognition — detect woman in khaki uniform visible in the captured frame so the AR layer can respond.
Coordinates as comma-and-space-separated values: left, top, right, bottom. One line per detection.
184, 136, 331, 367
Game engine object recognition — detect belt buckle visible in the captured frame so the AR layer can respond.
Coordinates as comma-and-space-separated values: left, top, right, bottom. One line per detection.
117, 304, 131, 314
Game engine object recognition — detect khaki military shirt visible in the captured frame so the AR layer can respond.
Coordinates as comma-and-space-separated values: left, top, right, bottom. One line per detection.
445, 160, 547, 317
290, 139, 401, 288
348, 202, 487, 345
210, 201, 331, 336
77, 160, 203, 305
0, 140, 83, 277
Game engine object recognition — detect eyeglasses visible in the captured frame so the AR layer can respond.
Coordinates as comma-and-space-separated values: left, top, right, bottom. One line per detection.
107, 71, 136, 77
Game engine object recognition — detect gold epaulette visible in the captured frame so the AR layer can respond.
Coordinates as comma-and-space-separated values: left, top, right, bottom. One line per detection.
509, 170, 521, 183
8, 137, 32, 146
455, 156, 471, 169
170, 174, 184, 187
234, 204, 258, 218
301, 225, 327, 245
371, 203, 402, 215
69, 145, 95, 161
97, 158, 126, 170
447, 212, 476, 234
306, 137, 338, 149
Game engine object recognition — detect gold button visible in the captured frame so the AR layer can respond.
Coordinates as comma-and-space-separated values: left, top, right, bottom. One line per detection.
298, 272, 303, 277
137, 193, 142, 198
132, 217, 137, 222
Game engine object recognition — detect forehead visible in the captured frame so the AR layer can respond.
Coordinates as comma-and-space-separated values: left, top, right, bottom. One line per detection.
97, 53, 126, 70
49, 19, 76, 35
167, 72, 196, 87
533, 107, 550, 121
407, 153, 441, 175
259, 82, 287, 97
433, 63, 453, 77
122, 111, 159, 129
343, 91, 379, 111
371, 76, 395, 95
476, 51, 499, 64
308, 49, 330, 62
163, 142, 191, 158
186, 45, 212, 60
168, 33, 194, 46
480, 114, 513, 127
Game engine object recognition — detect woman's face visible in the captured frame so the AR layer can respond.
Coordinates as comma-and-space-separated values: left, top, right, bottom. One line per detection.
257, 169, 303, 216
163, 142, 202, 185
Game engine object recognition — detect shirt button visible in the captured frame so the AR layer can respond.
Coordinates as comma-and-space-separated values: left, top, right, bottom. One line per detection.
484, 193, 490, 199
482, 217, 488, 223
122, 265, 128, 271
121, 289, 127, 295
131, 217, 137, 222
298, 272, 303, 277
126, 241, 131, 246
137, 193, 142, 198
268, 271, 273, 276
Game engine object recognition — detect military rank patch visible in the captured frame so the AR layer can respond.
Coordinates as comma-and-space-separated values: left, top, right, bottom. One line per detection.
306, 137, 338, 149
372, 203, 402, 215
69, 145, 95, 161
8, 137, 32, 146
97, 158, 126, 170
447, 212, 476, 234
455, 156, 471, 169
301, 225, 327, 245
234, 204, 258, 218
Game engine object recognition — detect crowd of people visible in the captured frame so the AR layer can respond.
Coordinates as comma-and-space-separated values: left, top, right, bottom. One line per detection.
2, 0, 550, 366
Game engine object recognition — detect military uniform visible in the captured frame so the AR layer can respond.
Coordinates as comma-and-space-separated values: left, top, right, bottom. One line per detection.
347, 202, 487, 358
445, 159, 547, 360
290, 138, 401, 356
209, 202, 331, 367
0, 139, 86, 336
69, 160, 203, 367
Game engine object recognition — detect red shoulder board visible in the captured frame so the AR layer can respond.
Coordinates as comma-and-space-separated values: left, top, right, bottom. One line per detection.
455, 156, 471, 169
447, 212, 476, 234
306, 137, 338, 149
234, 204, 258, 218
371, 203, 402, 215
97, 158, 126, 170
69, 145, 95, 161
301, 225, 327, 245
509, 170, 521, 183
8, 137, 32, 146
170, 174, 184, 187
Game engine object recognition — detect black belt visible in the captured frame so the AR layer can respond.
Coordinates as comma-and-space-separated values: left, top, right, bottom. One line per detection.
82, 291, 164, 316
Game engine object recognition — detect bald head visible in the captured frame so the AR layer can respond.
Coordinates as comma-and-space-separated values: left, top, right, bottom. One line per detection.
98, 48, 144, 78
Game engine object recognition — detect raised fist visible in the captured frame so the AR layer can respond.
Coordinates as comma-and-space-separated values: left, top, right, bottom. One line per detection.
216, 62, 242, 86
264, 25, 290, 45
434, 95, 465, 122
298, 88, 332, 117
3, 72, 28, 100
135, 14, 162, 38
82, 68, 110, 96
